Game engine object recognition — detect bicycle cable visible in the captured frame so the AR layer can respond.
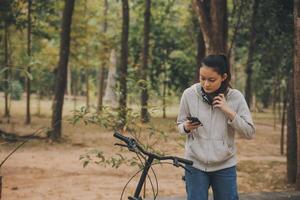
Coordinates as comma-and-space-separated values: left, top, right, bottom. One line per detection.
129, 137, 159, 199
148, 161, 192, 200
119, 159, 187, 200
119, 148, 157, 200
149, 163, 159, 199
135, 151, 158, 199
120, 166, 144, 200
119, 132, 159, 199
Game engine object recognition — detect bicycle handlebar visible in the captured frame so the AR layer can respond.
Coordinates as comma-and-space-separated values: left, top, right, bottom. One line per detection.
113, 131, 133, 144
113, 131, 193, 166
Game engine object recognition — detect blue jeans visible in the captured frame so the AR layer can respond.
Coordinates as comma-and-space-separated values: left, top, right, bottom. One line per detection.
185, 165, 239, 200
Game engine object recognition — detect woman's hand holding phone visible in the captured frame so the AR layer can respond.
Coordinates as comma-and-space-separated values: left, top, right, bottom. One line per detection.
184, 117, 203, 132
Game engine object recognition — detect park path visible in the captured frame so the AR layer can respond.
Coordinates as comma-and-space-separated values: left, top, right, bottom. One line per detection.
147, 191, 300, 200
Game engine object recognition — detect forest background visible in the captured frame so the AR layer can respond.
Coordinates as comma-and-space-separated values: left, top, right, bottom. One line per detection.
0, 0, 300, 199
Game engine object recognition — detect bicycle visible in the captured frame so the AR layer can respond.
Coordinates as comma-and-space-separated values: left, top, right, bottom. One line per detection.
113, 131, 193, 200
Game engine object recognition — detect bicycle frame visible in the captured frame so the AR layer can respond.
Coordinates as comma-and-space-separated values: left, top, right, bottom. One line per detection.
113, 131, 192, 200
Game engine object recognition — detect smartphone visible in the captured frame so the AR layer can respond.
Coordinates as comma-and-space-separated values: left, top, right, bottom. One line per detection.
187, 116, 202, 125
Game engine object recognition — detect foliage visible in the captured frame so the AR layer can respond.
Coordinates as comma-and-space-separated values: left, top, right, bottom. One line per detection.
0, 0, 294, 141
31, 66, 55, 98
0, 0, 294, 111
233, 0, 293, 108
71, 105, 167, 169
0, 67, 32, 101
0, 0, 60, 99
79, 149, 142, 169
127, 0, 196, 100
150, 0, 196, 95
10, 80, 23, 100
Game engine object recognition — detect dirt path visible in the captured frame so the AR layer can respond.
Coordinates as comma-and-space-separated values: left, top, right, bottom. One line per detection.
0, 115, 294, 200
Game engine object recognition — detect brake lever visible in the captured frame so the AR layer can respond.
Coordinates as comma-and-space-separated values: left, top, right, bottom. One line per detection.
173, 158, 180, 167
114, 143, 128, 148
127, 139, 138, 151
114, 142, 138, 154
172, 158, 192, 174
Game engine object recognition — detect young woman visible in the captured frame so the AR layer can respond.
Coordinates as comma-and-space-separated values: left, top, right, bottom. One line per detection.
177, 54, 255, 200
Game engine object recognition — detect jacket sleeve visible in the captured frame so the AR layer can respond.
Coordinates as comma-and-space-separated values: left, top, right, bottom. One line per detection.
177, 90, 190, 135
228, 93, 255, 139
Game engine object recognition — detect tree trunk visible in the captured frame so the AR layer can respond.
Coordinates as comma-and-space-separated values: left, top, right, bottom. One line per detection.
244, 0, 260, 109
191, 6, 205, 83
4, 22, 10, 118
97, 0, 108, 112
83, 0, 89, 110
85, 71, 90, 109
194, 30, 205, 83
192, 0, 227, 55
37, 90, 41, 116
72, 70, 78, 114
287, 75, 297, 184
162, 64, 167, 119
295, 0, 300, 190
230, 49, 236, 87
97, 66, 105, 111
118, 0, 129, 125
50, 0, 75, 141
227, 0, 244, 87
103, 49, 118, 107
272, 77, 279, 130
278, 86, 282, 125
281, 88, 287, 155
140, 0, 151, 122
67, 64, 72, 95
228, 0, 245, 59
25, 0, 32, 124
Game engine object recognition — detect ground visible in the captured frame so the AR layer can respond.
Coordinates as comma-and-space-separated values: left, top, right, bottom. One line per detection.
0, 97, 295, 200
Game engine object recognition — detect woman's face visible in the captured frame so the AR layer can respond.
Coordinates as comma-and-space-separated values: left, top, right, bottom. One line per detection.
199, 65, 227, 94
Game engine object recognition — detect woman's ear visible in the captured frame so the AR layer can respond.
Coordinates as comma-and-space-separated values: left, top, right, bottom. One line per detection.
222, 73, 228, 81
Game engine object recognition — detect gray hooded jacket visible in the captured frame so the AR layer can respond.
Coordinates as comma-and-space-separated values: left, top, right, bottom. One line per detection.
177, 83, 255, 172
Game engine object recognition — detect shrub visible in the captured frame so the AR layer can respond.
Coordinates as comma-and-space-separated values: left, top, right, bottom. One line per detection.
11, 81, 23, 100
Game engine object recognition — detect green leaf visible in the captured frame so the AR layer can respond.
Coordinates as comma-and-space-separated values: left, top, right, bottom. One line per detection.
23, 70, 33, 80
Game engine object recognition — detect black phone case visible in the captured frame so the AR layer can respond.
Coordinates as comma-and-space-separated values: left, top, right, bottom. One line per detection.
187, 117, 201, 124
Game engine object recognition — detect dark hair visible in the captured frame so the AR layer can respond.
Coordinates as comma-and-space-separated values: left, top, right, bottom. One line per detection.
200, 54, 231, 89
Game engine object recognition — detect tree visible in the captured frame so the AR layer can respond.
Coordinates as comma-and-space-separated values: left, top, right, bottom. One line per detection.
258, 1, 292, 106
0, 0, 15, 119
144, 0, 197, 100
281, 79, 289, 155
192, 0, 227, 54
97, 0, 109, 112
50, 0, 75, 141
287, 76, 297, 184
103, 49, 118, 107
191, 4, 205, 83
244, 0, 260, 108
3, 22, 10, 118
295, 0, 300, 190
69, 0, 95, 110
140, 0, 151, 122
25, 0, 32, 124
118, 0, 129, 125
